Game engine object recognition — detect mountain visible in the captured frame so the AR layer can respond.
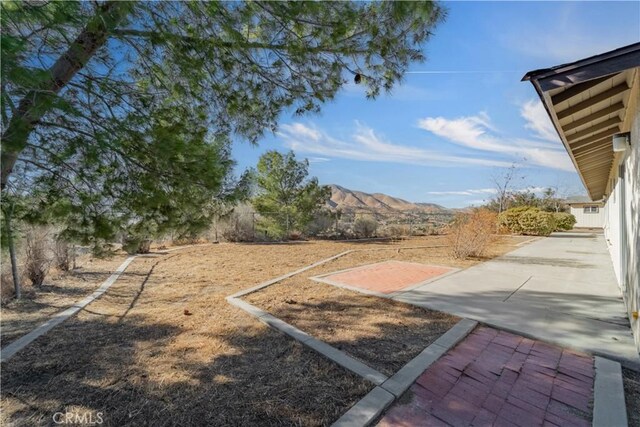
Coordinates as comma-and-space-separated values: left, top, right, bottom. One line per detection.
328, 185, 450, 213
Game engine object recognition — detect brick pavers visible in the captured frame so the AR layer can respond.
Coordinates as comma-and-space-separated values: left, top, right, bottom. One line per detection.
377, 326, 594, 427
320, 261, 454, 294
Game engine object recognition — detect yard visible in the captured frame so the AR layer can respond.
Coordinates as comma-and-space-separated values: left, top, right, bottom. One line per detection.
0, 235, 527, 426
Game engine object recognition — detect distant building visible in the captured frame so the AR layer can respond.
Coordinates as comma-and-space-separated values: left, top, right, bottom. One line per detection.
565, 196, 605, 228
524, 42, 640, 353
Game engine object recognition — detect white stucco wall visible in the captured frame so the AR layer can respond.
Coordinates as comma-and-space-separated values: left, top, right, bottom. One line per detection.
569, 206, 604, 228
604, 78, 640, 352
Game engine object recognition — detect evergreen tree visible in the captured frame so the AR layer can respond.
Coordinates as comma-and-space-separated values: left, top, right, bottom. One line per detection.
253, 151, 330, 238
2, 0, 445, 189
1, 1, 445, 248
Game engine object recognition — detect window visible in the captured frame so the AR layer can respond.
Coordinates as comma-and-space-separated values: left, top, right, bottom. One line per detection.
584, 206, 599, 214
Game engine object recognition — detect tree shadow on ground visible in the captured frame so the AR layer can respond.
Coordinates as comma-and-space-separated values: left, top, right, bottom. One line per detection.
269, 295, 459, 376
496, 255, 596, 268
1, 311, 370, 427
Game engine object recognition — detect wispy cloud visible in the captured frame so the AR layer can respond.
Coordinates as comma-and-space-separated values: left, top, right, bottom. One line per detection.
307, 157, 331, 163
499, 3, 640, 62
428, 186, 547, 197
278, 122, 513, 168
279, 104, 574, 172
427, 186, 546, 197
427, 188, 497, 196
416, 110, 574, 171
520, 100, 559, 142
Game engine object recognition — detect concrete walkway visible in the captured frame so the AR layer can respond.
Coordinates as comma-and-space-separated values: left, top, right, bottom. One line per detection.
393, 232, 640, 368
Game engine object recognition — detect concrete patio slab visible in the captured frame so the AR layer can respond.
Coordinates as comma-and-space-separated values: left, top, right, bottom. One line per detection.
313, 261, 456, 295
393, 233, 640, 368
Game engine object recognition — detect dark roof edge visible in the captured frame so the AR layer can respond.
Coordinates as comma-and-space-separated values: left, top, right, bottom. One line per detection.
521, 42, 640, 83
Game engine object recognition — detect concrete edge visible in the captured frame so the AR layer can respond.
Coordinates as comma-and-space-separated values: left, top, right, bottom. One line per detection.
479, 319, 640, 371
227, 296, 388, 386
593, 356, 628, 427
226, 250, 354, 299
310, 277, 392, 299
360, 245, 448, 253
1, 255, 137, 363
1, 243, 208, 364
515, 236, 542, 247
389, 267, 463, 296
312, 259, 456, 281
380, 319, 478, 398
389, 294, 640, 371
331, 386, 395, 427
310, 262, 462, 300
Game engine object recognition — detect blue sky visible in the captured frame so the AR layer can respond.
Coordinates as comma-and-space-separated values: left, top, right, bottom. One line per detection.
233, 1, 640, 208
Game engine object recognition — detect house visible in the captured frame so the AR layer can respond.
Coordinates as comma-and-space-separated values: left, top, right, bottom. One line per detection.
523, 42, 640, 354
565, 196, 605, 228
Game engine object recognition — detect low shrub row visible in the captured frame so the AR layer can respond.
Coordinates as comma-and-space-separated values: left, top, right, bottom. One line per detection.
498, 207, 576, 236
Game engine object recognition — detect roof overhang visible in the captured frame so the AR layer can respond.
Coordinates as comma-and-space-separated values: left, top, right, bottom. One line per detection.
523, 42, 640, 201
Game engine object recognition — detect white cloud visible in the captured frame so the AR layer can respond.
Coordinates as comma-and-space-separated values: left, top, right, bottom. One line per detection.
278, 122, 513, 169
520, 99, 559, 142
428, 188, 497, 196
278, 104, 575, 173
416, 111, 574, 172
307, 157, 331, 163
428, 186, 547, 198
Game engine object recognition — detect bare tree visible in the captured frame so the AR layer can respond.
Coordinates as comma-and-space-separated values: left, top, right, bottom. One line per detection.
490, 163, 524, 214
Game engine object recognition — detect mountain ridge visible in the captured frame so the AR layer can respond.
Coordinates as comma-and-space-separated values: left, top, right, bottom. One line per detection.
328, 184, 450, 213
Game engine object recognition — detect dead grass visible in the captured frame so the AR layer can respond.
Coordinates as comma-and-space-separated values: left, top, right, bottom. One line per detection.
1, 253, 130, 345
245, 235, 526, 376
0, 235, 527, 426
247, 276, 460, 377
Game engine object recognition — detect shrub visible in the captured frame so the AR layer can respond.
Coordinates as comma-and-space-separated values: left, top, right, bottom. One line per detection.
496, 206, 530, 234
518, 210, 555, 236
445, 209, 497, 259
24, 227, 52, 287
553, 212, 576, 231
384, 224, 408, 239
53, 238, 71, 271
498, 207, 556, 236
305, 212, 335, 236
122, 237, 152, 254
353, 216, 377, 238
221, 212, 255, 242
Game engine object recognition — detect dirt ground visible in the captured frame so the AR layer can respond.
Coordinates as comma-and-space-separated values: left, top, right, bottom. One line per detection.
1, 253, 131, 345
244, 236, 527, 376
1, 236, 529, 426
623, 367, 640, 426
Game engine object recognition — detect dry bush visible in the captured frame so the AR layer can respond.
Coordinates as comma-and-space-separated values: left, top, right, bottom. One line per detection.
221, 213, 255, 242
24, 227, 52, 287
445, 209, 497, 259
383, 224, 408, 239
353, 216, 377, 238
305, 212, 335, 236
53, 238, 71, 271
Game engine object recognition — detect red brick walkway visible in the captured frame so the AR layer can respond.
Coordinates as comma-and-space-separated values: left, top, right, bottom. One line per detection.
322, 261, 453, 294
378, 326, 594, 427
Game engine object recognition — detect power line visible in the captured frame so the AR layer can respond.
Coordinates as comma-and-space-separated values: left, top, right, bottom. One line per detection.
406, 70, 523, 74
